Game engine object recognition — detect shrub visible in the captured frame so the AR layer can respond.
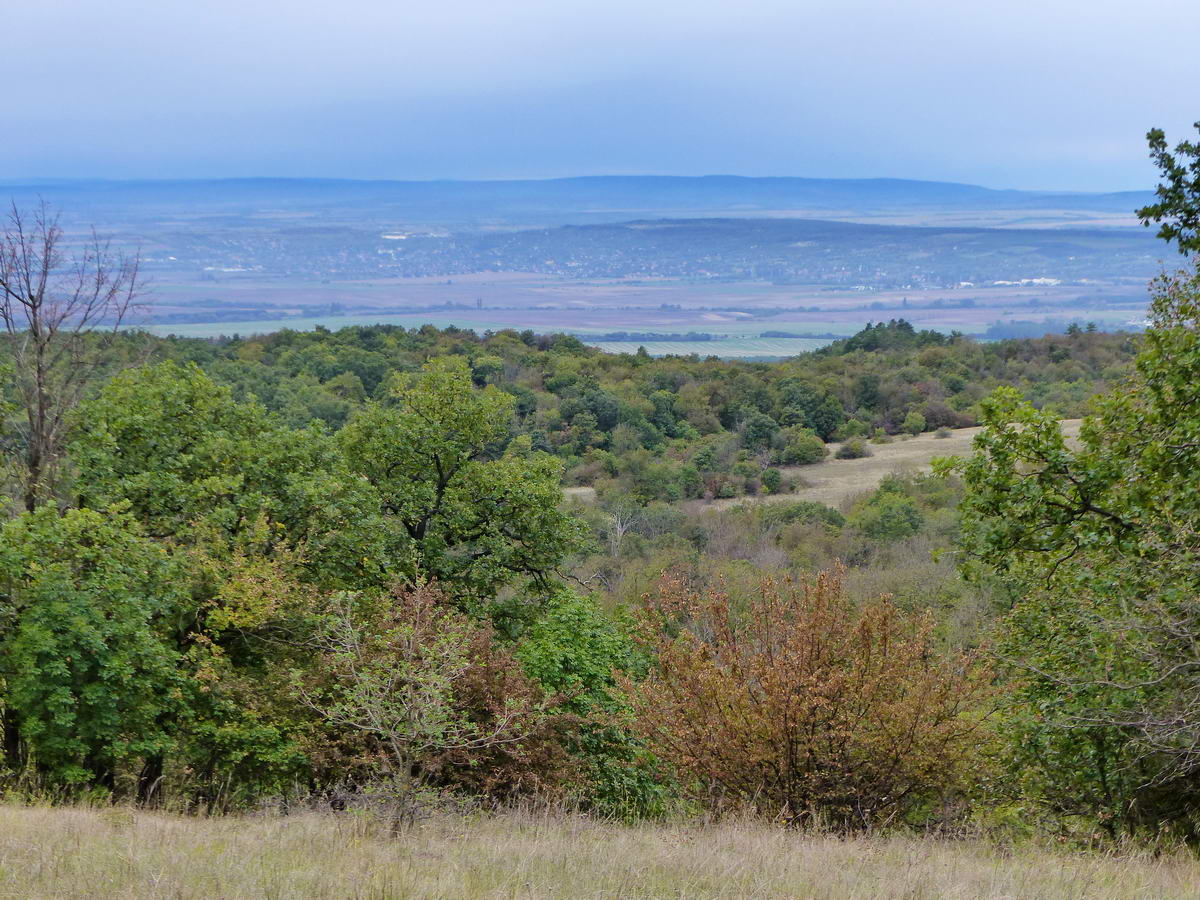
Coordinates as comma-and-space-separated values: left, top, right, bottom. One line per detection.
835, 438, 872, 459
834, 419, 868, 440
714, 478, 738, 499
515, 590, 675, 819
924, 400, 972, 429
300, 584, 563, 821
902, 411, 926, 435
848, 492, 924, 542
934, 426, 953, 438
757, 500, 845, 530
731, 460, 760, 479
629, 571, 991, 830
760, 468, 782, 494
775, 427, 827, 465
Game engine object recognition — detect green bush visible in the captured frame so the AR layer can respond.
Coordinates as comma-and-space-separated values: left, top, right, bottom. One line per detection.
776, 427, 828, 465
516, 590, 672, 818
835, 438, 872, 459
761, 468, 783, 494
849, 492, 924, 542
902, 411, 927, 435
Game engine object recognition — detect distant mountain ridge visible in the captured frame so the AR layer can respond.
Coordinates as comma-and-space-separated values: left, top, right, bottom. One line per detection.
0, 175, 1155, 229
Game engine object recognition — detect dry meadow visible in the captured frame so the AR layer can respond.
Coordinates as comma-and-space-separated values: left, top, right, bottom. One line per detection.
1, 804, 1197, 899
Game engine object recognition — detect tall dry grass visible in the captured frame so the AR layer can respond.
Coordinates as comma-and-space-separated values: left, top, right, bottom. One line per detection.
1, 804, 1197, 899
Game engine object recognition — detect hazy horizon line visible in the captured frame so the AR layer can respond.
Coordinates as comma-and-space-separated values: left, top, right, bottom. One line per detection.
0, 172, 1156, 196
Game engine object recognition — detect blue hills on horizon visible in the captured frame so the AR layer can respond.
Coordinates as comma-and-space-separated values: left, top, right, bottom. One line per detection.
0, 174, 1155, 228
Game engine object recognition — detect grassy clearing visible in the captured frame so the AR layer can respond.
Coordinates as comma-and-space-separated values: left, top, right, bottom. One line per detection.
565, 421, 1083, 511
0, 805, 1196, 899
703, 420, 1084, 511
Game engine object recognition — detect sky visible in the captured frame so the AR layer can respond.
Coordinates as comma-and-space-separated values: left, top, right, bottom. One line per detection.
4, 0, 1198, 191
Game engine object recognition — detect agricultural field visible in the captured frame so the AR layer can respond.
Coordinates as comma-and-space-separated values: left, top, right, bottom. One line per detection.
589, 337, 832, 358
2, 805, 1196, 900
142, 271, 1148, 355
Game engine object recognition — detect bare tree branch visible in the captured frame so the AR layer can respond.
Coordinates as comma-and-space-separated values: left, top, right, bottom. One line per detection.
0, 200, 146, 510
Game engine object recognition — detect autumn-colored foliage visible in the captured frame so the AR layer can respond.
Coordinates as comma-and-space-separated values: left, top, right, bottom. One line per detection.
629, 569, 992, 830
300, 583, 571, 815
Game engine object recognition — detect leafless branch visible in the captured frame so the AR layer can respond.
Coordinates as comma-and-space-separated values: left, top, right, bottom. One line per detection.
0, 200, 147, 509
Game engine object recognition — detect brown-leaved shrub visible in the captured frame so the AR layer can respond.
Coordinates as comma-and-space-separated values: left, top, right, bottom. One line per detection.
628, 570, 992, 830
299, 583, 573, 818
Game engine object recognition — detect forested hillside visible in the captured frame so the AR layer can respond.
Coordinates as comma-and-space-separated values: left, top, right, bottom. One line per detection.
0, 305, 1142, 828
152, 319, 1135, 504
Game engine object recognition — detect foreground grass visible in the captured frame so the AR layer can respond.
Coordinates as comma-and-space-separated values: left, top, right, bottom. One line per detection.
1, 805, 1197, 899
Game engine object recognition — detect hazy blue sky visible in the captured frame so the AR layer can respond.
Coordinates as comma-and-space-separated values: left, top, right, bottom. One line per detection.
5, 0, 1197, 190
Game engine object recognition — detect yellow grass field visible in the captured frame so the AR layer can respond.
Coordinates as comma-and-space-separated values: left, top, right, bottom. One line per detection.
711, 419, 1085, 511
1, 804, 1197, 899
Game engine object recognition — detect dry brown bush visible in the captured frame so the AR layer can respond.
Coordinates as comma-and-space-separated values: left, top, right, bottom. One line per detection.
628, 569, 993, 830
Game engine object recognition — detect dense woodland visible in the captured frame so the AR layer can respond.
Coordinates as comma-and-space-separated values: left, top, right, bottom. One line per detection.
151, 318, 1135, 504
0, 308, 1149, 831
2, 126, 1200, 842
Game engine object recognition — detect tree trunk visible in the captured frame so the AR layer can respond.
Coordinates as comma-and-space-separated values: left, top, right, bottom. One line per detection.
1, 706, 21, 772
22, 445, 41, 513
136, 754, 164, 806
87, 755, 116, 794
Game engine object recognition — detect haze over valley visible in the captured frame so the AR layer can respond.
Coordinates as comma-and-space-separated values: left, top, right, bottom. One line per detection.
3, 175, 1165, 354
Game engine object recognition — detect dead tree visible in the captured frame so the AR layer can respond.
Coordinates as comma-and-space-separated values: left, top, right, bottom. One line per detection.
0, 201, 143, 511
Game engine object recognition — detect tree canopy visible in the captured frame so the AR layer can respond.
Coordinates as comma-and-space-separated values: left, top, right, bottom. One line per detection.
1139, 121, 1200, 255
947, 264, 1200, 835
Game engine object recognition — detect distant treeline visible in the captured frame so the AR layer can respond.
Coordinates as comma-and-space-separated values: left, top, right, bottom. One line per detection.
980, 318, 1134, 339
759, 330, 845, 339
586, 331, 721, 341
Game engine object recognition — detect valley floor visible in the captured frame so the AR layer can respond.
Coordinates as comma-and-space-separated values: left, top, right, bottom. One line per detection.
0, 804, 1195, 899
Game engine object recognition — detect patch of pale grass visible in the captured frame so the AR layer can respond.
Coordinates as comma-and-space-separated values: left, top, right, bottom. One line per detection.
0, 803, 1196, 899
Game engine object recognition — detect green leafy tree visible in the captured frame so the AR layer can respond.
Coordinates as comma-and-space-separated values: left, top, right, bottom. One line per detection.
943, 264, 1200, 835
70, 361, 386, 589
739, 410, 779, 452
338, 357, 586, 604
1138, 121, 1200, 254
777, 379, 844, 440
64, 362, 384, 802
0, 507, 188, 794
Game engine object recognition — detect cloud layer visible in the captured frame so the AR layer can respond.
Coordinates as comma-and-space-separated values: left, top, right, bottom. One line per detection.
5, 0, 1197, 189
